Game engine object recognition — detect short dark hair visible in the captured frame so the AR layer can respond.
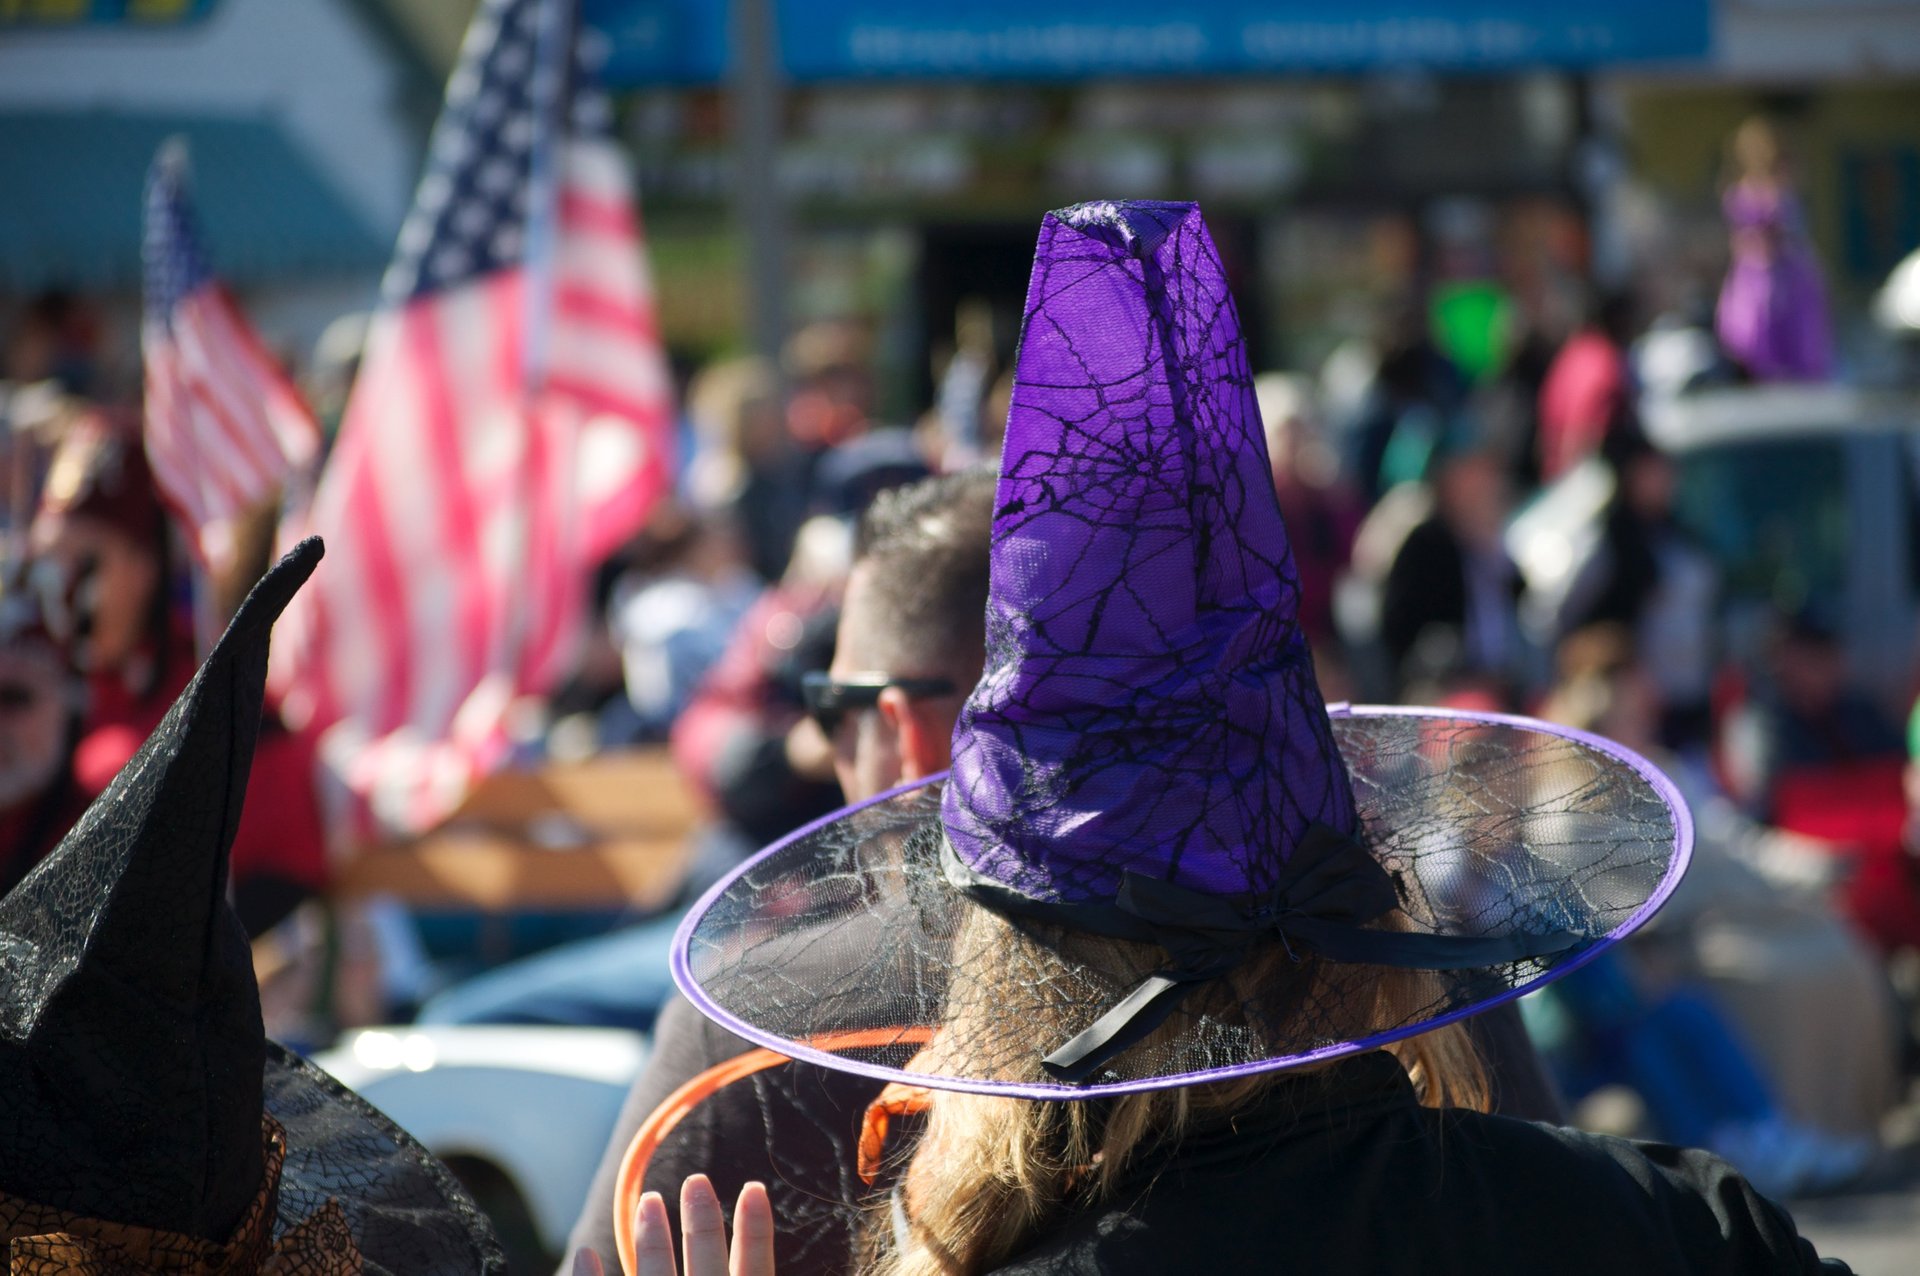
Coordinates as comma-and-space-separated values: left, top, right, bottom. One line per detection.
852, 466, 997, 675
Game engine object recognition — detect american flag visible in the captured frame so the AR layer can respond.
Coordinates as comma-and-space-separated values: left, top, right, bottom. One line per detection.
143, 141, 321, 573
272, 0, 673, 835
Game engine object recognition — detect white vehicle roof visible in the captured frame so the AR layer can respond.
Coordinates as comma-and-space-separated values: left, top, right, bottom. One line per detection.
1643, 385, 1920, 453
317, 1024, 646, 1090
316, 1025, 648, 1253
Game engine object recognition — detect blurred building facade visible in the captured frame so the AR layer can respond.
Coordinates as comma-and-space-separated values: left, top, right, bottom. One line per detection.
583, 0, 1920, 412
0, 0, 438, 385
1614, 0, 1920, 351
3, 0, 1919, 400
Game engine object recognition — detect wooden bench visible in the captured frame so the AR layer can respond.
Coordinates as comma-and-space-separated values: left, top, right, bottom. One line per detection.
332, 748, 701, 913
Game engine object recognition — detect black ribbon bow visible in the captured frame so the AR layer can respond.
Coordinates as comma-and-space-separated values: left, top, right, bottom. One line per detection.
939, 824, 1586, 1084
1111, 824, 1402, 980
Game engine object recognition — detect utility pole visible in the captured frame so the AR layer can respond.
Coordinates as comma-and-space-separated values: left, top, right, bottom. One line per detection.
730, 0, 788, 389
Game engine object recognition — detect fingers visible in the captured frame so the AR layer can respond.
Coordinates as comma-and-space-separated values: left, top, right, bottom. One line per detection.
730, 1182, 776, 1276
680, 1174, 730, 1276
571, 1250, 605, 1276
628, 1177, 778, 1276
632, 1190, 677, 1276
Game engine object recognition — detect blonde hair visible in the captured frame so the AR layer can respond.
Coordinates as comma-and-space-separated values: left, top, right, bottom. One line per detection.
862, 908, 1490, 1276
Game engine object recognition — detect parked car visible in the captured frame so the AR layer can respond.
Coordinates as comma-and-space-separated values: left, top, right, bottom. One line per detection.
1511, 384, 1920, 715
317, 1024, 647, 1272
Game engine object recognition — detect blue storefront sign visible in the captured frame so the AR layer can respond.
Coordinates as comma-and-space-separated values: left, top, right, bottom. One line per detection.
0, 0, 218, 25
585, 0, 1713, 86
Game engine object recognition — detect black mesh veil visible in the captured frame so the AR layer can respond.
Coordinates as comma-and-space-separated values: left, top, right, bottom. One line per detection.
265, 1046, 506, 1274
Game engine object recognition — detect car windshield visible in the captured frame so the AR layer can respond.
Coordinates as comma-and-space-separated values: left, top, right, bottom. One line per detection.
1675, 438, 1849, 607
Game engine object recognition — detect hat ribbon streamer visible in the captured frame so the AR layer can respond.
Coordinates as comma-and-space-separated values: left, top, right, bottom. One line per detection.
949, 825, 1587, 1083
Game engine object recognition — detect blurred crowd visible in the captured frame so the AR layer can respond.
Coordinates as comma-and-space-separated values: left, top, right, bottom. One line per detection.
2, 114, 1918, 1210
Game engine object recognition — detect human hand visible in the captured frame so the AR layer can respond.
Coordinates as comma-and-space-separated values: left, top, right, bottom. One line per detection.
783, 716, 836, 782
632, 1175, 775, 1276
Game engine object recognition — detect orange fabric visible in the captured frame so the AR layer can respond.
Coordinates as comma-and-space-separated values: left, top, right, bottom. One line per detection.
612, 1025, 934, 1276
853, 1040, 954, 1186
856, 1081, 932, 1187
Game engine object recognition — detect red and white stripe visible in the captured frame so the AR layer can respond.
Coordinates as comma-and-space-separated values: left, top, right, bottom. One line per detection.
271, 131, 672, 838
143, 283, 320, 571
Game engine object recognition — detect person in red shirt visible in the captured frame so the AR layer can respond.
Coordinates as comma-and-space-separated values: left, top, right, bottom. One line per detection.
29, 410, 327, 934
1537, 292, 1636, 483
30, 414, 189, 769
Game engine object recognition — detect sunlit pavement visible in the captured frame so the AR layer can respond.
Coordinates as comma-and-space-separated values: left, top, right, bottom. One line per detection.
1793, 1183, 1920, 1275
1792, 1127, 1920, 1275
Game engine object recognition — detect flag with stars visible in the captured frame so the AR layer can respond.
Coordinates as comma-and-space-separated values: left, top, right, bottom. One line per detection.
272, 0, 673, 836
143, 139, 321, 574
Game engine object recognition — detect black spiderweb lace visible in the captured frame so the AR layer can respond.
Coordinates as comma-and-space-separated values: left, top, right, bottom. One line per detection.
943, 201, 1357, 907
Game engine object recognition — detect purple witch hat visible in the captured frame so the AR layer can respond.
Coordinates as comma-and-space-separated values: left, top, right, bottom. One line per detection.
941, 200, 1358, 906
672, 202, 1691, 1098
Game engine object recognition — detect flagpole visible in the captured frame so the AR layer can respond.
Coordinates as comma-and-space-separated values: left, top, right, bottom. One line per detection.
522, 0, 573, 392
503, 0, 577, 708
146, 137, 221, 659
732, 0, 788, 402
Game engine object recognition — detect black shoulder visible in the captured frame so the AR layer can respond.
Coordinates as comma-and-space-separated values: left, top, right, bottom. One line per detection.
1486, 1119, 1852, 1275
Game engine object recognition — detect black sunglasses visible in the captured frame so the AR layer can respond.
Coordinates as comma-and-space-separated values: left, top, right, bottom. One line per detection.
802, 671, 957, 737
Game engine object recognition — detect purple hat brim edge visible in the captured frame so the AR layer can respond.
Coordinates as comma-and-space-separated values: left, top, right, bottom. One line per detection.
669, 703, 1697, 1101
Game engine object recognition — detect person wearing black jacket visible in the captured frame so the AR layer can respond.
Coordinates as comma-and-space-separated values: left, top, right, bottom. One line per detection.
1379, 441, 1525, 696
994, 1051, 1839, 1275
1556, 426, 1719, 749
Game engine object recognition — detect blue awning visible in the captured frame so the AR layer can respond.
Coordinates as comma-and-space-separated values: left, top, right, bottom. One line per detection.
585, 0, 1713, 86
0, 111, 388, 293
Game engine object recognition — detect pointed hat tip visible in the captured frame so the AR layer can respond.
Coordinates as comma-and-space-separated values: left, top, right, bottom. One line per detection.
211, 537, 323, 656
1051, 200, 1202, 262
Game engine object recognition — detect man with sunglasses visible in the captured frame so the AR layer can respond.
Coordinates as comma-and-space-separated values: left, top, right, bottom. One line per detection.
799, 477, 992, 801
561, 468, 999, 1275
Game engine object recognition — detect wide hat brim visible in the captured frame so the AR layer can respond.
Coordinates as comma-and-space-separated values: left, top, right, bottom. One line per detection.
264, 1043, 506, 1273
672, 706, 1693, 1099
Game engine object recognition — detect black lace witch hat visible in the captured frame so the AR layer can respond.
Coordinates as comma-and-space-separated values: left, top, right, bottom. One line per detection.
0, 538, 504, 1273
672, 202, 1693, 1099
